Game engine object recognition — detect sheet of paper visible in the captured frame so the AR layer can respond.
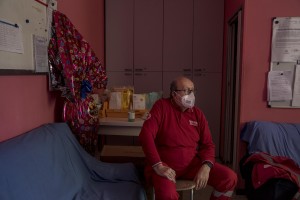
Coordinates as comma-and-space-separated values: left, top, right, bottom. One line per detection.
109, 92, 122, 109
0, 20, 24, 53
292, 65, 300, 106
271, 17, 300, 62
33, 35, 48, 72
268, 70, 293, 101
133, 94, 146, 110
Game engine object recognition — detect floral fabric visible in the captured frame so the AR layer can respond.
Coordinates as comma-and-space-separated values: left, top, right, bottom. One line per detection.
48, 10, 107, 155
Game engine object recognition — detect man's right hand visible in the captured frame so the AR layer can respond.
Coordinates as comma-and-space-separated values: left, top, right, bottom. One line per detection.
153, 163, 176, 183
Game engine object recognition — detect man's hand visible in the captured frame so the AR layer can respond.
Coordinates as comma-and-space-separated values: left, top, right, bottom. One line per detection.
194, 164, 211, 190
153, 163, 176, 183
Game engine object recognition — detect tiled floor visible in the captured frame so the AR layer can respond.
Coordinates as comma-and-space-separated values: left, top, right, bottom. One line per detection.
145, 186, 247, 200
181, 186, 247, 200
96, 148, 248, 200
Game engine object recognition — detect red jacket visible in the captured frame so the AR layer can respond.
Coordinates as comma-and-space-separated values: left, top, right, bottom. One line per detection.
244, 152, 300, 200
139, 98, 215, 172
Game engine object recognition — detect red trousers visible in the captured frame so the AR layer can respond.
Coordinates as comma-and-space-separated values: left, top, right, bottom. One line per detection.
145, 158, 237, 200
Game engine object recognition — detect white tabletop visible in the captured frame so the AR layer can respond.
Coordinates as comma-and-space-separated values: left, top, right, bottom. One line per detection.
99, 117, 144, 127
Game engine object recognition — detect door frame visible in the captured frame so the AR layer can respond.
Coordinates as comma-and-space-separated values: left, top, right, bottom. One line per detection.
222, 9, 242, 170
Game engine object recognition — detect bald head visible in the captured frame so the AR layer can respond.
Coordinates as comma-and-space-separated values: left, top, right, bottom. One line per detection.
170, 76, 194, 97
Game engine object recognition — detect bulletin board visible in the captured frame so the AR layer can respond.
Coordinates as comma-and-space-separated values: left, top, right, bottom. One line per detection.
268, 17, 300, 108
0, 0, 57, 73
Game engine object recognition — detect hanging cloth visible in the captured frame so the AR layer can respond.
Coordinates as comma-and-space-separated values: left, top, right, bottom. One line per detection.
48, 10, 107, 155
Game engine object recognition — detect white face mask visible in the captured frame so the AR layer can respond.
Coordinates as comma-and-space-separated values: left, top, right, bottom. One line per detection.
174, 92, 195, 108
181, 93, 195, 108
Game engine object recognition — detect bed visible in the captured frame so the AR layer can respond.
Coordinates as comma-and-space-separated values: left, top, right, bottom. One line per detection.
240, 121, 300, 200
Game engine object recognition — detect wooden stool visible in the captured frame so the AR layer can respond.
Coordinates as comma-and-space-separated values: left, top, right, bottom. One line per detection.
152, 180, 196, 200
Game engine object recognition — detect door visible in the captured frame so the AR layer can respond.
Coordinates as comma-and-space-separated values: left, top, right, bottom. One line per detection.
193, 72, 222, 157
134, 72, 162, 94
134, 0, 163, 72
106, 71, 133, 89
163, 0, 193, 72
105, 0, 134, 71
193, 0, 224, 73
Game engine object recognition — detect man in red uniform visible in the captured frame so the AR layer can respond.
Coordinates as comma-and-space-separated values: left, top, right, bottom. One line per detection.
139, 76, 237, 200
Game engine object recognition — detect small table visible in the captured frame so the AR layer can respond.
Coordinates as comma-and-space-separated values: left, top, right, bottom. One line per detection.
98, 117, 144, 137
98, 118, 146, 170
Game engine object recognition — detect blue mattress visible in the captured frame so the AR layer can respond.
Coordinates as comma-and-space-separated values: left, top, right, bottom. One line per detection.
241, 121, 300, 167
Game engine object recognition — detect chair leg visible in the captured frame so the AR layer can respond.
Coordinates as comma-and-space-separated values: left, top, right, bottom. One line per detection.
190, 189, 194, 200
152, 186, 194, 200
152, 187, 155, 200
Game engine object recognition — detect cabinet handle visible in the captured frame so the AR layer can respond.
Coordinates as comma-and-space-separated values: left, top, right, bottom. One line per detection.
124, 73, 132, 76
184, 73, 192, 77
135, 68, 143, 72
194, 73, 202, 76
124, 68, 132, 72
134, 66, 148, 71
183, 68, 192, 72
194, 68, 202, 72
134, 73, 143, 76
